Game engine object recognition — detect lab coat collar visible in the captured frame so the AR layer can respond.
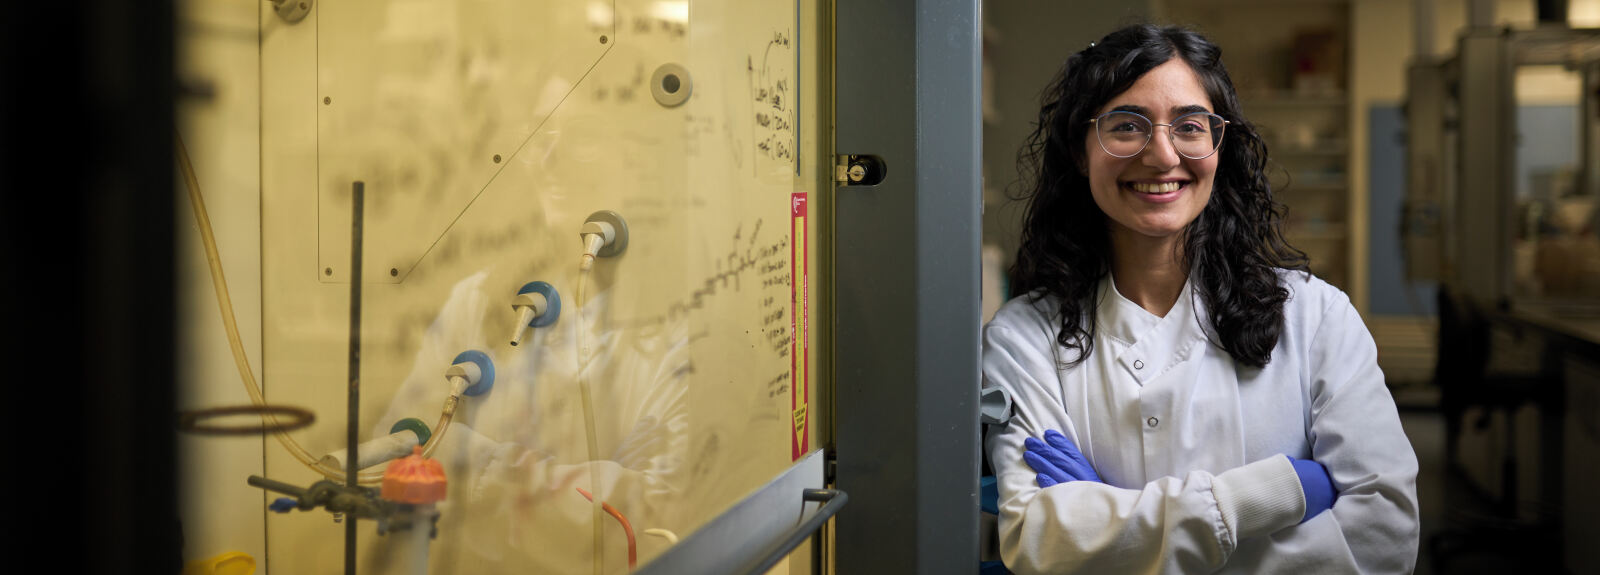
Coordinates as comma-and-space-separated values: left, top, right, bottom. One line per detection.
1096, 272, 1210, 386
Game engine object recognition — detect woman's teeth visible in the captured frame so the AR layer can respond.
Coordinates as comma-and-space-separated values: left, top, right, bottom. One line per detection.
1129, 182, 1182, 194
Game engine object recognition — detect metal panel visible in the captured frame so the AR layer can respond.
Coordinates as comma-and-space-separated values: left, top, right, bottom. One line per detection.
1404, 61, 1446, 282
1586, 61, 1600, 198
1455, 30, 1514, 304
834, 0, 981, 572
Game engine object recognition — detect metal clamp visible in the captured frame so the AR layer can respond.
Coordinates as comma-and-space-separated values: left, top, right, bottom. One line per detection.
247, 475, 395, 521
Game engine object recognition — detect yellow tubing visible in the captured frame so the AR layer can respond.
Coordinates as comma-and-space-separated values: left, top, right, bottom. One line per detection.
576, 270, 605, 575
177, 129, 432, 485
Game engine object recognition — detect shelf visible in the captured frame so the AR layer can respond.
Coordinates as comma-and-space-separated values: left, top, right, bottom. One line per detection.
1286, 229, 1348, 241
1279, 180, 1347, 192
1241, 93, 1347, 109
1272, 146, 1347, 158
1176, 0, 1351, 6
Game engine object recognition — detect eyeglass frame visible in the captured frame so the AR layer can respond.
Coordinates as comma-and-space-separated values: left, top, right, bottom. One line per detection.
1086, 110, 1230, 160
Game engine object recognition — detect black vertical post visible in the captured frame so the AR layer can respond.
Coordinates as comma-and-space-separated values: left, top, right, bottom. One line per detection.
834, 0, 981, 572
347, 182, 365, 575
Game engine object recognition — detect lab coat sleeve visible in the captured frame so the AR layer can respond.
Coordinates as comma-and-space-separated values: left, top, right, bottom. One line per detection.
984, 319, 1307, 575
1306, 294, 1422, 573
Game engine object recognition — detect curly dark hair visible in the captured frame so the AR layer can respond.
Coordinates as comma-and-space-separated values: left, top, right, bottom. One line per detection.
1010, 24, 1309, 368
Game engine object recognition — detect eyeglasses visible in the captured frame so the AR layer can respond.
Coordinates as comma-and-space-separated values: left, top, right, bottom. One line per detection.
1088, 111, 1229, 160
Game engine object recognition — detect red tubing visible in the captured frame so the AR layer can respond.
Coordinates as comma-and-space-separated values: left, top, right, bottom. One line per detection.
576, 487, 638, 570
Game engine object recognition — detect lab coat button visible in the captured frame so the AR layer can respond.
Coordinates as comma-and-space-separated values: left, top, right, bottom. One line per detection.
1146, 416, 1159, 428
1133, 360, 1144, 370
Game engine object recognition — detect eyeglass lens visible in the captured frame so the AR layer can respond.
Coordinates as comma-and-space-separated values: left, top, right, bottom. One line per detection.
1095, 111, 1226, 159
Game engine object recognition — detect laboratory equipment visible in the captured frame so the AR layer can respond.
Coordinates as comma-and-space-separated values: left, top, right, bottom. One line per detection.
573, 210, 629, 574
578, 210, 629, 272
650, 63, 693, 108
378, 447, 448, 575
177, 404, 315, 435
247, 474, 394, 522
1405, 24, 1600, 304
1403, 8, 1597, 571
172, 0, 982, 571
577, 487, 638, 571
508, 281, 560, 347
319, 418, 432, 473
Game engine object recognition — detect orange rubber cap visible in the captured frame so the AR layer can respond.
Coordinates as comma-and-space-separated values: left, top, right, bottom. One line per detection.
382, 446, 447, 504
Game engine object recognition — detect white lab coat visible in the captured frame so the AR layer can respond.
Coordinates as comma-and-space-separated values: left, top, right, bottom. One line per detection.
983, 270, 1419, 574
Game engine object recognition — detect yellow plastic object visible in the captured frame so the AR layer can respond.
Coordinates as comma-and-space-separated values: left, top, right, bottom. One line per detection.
181, 551, 256, 575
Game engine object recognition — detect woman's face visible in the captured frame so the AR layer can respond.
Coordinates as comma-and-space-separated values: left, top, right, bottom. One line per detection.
1083, 58, 1218, 244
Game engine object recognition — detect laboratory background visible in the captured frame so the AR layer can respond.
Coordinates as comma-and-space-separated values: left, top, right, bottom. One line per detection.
4, 0, 1598, 574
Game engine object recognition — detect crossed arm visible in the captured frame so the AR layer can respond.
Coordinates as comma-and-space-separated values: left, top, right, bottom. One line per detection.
983, 299, 1419, 574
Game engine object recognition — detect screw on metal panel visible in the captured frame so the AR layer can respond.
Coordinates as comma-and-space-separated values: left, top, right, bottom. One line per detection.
600, 35, 608, 44
493, 154, 502, 163
390, 268, 399, 277
848, 164, 867, 182
324, 96, 331, 105
325, 267, 333, 276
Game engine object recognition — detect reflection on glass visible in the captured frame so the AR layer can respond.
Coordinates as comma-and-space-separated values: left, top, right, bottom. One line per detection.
368, 270, 690, 572
179, 0, 819, 572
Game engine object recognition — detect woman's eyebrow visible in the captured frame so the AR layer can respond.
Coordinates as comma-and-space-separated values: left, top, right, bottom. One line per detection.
1107, 104, 1213, 116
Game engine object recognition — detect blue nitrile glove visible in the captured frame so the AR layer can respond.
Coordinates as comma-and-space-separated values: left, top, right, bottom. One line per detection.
1023, 429, 1102, 487
1288, 456, 1337, 523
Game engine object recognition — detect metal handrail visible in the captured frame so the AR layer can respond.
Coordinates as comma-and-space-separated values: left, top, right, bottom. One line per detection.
737, 488, 849, 575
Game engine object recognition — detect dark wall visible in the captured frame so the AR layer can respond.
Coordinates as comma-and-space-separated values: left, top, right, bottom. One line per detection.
2, 2, 179, 572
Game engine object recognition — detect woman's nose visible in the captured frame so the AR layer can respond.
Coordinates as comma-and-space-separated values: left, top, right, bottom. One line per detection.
1140, 126, 1181, 170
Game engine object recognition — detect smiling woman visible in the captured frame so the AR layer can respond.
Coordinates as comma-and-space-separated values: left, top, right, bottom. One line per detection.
984, 24, 1421, 574
1084, 59, 1222, 261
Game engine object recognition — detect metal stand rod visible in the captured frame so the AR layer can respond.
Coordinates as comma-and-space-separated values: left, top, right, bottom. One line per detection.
346, 181, 366, 575
247, 475, 309, 499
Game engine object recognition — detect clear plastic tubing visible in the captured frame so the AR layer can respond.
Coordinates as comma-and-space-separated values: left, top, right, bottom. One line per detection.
179, 130, 454, 486
576, 270, 605, 575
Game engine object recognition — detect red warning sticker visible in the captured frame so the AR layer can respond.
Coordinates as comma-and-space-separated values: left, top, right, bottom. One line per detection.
791, 193, 809, 461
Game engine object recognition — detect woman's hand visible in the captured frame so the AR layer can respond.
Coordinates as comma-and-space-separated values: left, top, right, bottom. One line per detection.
1287, 456, 1338, 523
1023, 429, 1103, 487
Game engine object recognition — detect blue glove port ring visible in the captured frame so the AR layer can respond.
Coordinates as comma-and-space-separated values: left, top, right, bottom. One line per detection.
389, 417, 433, 446
517, 281, 561, 328
451, 350, 496, 397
